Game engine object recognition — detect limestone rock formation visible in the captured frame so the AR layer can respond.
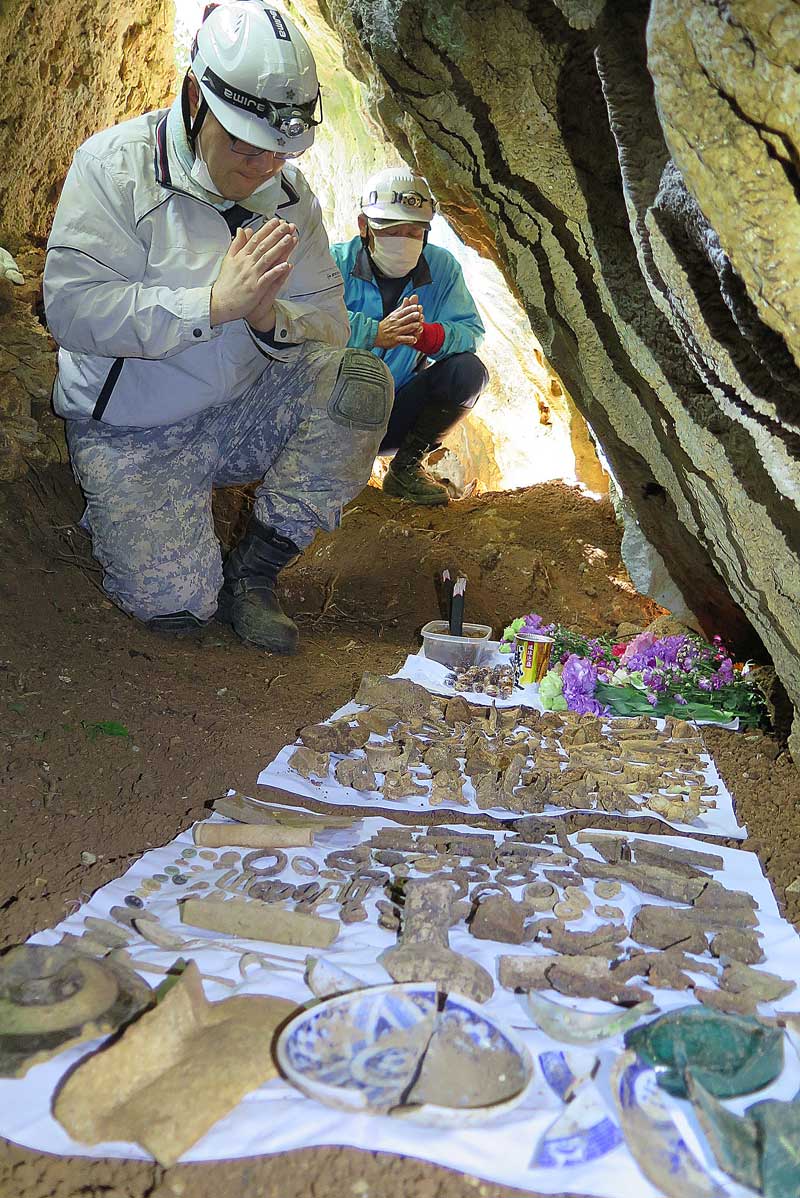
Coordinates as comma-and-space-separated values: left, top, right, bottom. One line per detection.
317, 0, 800, 752
0, 0, 175, 245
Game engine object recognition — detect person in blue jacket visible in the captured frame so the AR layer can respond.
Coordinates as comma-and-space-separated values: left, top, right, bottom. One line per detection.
331, 167, 488, 505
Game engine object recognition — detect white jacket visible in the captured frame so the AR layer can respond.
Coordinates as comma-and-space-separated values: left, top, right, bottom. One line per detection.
44, 109, 348, 427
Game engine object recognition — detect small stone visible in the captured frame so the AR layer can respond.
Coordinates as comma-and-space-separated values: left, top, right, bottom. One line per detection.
595, 881, 621, 900
595, 904, 625, 921
80, 851, 97, 865
470, 895, 526, 944
564, 885, 590, 911
553, 900, 583, 922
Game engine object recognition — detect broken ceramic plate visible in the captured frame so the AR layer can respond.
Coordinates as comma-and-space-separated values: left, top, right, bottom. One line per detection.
531, 1077, 623, 1168
612, 1051, 729, 1198
277, 982, 533, 1126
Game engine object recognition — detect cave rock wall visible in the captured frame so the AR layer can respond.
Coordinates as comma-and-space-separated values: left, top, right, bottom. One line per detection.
0, 0, 175, 246
320, 0, 800, 751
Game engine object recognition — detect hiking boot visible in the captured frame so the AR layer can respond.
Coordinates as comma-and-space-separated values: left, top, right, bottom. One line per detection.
217, 518, 300, 653
382, 456, 449, 505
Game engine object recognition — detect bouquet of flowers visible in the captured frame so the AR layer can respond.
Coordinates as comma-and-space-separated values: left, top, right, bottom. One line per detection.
501, 615, 766, 727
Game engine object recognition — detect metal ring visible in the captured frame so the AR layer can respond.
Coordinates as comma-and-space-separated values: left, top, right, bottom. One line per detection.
242, 849, 288, 878
248, 879, 296, 902
291, 855, 319, 878
471, 881, 511, 902
496, 866, 537, 887
459, 864, 490, 883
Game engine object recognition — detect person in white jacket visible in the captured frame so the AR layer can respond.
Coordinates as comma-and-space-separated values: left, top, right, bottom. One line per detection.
43, 1, 392, 653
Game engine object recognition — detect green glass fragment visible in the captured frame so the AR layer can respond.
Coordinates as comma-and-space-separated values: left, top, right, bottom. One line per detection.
624, 1006, 783, 1098
687, 1073, 761, 1190
747, 1098, 800, 1198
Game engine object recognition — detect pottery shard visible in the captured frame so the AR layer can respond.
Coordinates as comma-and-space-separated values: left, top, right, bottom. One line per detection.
355, 673, 433, 721
498, 955, 554, 991
709, 930, 764, 965
470, 895, 526, 944
542, 922, 628, 958
630, 906, 708, 954
334, 757, 377, 792
577, 859, 705, 903
288, 746, 330, 779
721, 961, 795, 1003
546, 958, 651, 1006
53, 963, 296, 1168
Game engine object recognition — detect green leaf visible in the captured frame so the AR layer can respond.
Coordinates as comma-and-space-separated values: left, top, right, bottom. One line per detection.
81, 719, 130, 741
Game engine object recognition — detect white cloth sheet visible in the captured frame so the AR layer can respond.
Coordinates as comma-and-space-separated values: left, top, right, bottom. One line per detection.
1, 814, 797, 1198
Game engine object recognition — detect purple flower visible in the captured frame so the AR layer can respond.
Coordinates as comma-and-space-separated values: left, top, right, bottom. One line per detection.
674, 694, 687, 705
698, 677, 711, 691
522, 613, 545, 633
561, 653, 602, 716
646, 691, 658, 706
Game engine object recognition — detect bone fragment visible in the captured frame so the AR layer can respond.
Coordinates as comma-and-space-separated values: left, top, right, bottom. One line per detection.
180, 897, 338, 947
192, 823, 312, 849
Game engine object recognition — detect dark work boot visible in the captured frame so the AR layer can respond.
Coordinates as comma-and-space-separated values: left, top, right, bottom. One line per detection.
217, 518, 300, 653
382, 432, 449, 507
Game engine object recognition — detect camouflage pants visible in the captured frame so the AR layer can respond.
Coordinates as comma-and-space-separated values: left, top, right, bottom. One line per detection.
65, 344, 392, 621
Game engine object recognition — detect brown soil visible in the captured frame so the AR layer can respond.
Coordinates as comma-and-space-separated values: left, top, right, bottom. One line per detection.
1, 465, 798, 1198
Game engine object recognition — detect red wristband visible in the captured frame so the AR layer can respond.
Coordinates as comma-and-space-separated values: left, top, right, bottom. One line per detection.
413, 322, 445, 355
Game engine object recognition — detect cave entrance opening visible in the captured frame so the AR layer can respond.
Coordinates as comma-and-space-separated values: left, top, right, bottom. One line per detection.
172, 0, 607, 498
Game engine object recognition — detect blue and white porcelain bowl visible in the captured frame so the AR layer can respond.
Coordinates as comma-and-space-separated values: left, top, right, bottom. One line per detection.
277, 982, 534, 1126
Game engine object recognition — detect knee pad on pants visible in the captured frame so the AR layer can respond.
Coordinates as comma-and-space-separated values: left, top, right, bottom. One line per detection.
326, 350, 393, 431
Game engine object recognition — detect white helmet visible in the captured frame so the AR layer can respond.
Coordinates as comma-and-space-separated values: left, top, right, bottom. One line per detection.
359, 167, 437, 227
190, 2, 321, 154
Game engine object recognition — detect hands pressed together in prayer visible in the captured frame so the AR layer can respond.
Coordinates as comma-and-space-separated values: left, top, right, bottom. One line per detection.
210, 217, 298, 332
374, 294, 424, 349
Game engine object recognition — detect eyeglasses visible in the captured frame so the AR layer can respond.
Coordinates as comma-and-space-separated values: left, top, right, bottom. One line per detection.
225, 132, 305, 161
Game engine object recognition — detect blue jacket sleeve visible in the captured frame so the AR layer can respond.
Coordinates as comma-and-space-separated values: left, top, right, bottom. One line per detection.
345, 309, 380, 350
428, 256, 485, 360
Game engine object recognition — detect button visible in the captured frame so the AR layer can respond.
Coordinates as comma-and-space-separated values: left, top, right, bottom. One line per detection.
280, 329, 287, 338
193, 327, 203, 338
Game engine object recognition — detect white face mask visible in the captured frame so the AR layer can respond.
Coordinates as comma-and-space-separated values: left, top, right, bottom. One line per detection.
370, 235, 423, 278
190, 145, 283, 205
190, 149, 222, 196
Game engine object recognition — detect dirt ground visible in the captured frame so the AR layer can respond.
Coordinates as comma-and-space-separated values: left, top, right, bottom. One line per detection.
2, 465, 799, 1198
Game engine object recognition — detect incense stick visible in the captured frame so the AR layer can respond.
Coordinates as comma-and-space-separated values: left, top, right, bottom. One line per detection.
450, 575, 466, 636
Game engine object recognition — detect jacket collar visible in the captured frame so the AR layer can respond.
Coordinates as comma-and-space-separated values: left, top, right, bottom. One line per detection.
351, 242, 432, 287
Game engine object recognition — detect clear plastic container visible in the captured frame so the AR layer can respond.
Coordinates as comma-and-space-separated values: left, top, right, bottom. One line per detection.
420, 620, 492, 670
